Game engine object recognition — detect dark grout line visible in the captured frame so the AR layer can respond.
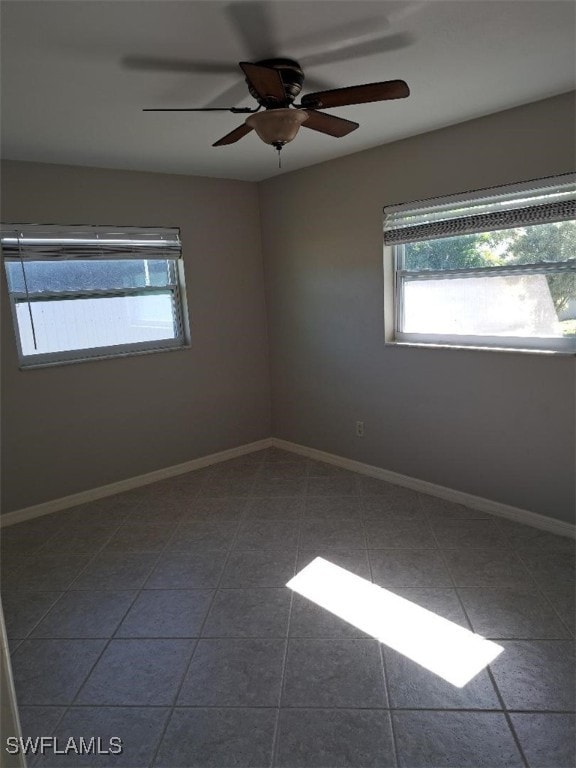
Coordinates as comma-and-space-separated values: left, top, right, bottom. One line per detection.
3, 452, 575, 767
364, 492, 401, 768
269, 480, 303, 768
147, 472, 259, 768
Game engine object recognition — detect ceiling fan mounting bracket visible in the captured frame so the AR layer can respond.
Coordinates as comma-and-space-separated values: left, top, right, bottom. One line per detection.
246, 58, 304, 108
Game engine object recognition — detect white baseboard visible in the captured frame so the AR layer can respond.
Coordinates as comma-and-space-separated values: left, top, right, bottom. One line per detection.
0, 438, 274, 528
271, 438, 576, 539
3, 435, 574, 540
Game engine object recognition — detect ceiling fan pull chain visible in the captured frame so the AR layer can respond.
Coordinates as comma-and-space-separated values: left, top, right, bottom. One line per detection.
277, 146, 282, 169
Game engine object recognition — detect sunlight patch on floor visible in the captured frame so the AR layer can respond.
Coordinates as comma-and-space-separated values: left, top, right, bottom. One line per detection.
287, 557, 503, 687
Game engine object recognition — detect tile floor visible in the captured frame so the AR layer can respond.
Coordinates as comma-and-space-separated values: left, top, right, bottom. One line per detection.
1, 447, 574, 767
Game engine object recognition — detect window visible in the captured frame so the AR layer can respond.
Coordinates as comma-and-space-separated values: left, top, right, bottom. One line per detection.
384, 173, 576, 353
1, 225, 189, 367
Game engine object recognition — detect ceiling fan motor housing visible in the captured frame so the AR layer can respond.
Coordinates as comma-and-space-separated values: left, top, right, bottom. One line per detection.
248, 58, 304, 107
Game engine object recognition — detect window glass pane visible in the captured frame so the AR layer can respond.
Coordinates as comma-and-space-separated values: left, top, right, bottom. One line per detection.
5, 259, 173, 293
15, 292, 177, 356
402, 273, 576, 338
404, 221, 576, 272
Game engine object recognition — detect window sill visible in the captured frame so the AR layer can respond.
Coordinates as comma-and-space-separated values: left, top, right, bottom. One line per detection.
385, 341, 576, 356
18, 343, 191, 370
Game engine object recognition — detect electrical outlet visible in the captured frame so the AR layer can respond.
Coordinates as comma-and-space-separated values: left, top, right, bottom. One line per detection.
356, 421, 364, 437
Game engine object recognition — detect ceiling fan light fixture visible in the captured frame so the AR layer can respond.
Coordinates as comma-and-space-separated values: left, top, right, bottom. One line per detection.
246, 108, 308, 147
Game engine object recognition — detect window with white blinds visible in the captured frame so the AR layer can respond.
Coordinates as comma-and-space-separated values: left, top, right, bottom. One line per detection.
384, 173, 576, 353
1, 224, 189, 367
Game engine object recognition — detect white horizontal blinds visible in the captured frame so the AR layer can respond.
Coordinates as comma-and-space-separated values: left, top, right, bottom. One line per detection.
0, 224, 181, 260
383, 173, 576, 246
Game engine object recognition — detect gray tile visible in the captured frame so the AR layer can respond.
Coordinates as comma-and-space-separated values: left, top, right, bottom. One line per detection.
282, 639, 387, 707
275, 709, 395, 768
289, 594, 370, 638
261, 448, 304, 463
154, 707, 277, 768
497, 519, 575, 551
202, 588, 291, 637
178, 638, 285, 706
104, 522, 174, 552
359, 483, 421, 512
2, 515, 66, 543
76, 639, 194, 705
58, 500, 131, 528
114, 484, 192, 508
1, 591, 62, 638
370, 549, 453, 587
145, 551, 227, 589
430, 519, 509, 548
220, 550, 295, 587
510, 713, 575, 768
300, 519, 366, 549
116, 589, 213, 637
1, 552, 23, 583
543, 584, 576, 636
181, 498, 247, 521
384, 646, 500, 709
72, 552, 158, 590
31, 591, 136, 638
307, 476, 358, 496
122, 500, 189, 524
387, 587, 471, 628
517, 550, 575, 586
393, 711, 524, 767
303, 496, 363, 519
209, 462, 261, 480
297, 550, 372, 580
245, 497, 305, 520
35, 707, 171, 768
362, 494, 425, 520
306, 461, 358, 478
169, 520, 239, 551
8, 637, 23, 654
40, 527, 114, 554
17, 706, 66, 737
253, 478, 308, 497
234, 519, 300, 550
4, 554, 90, 592
458, 587, 570, 639
197, 478, 256, 497
11, 639, 106, 705
2, 528, 58, 555
442, 549, 533, 587
364, 519, 436, 548
420, 496, 493, 518
260, 462, 308, 479
490, 640, 576, 711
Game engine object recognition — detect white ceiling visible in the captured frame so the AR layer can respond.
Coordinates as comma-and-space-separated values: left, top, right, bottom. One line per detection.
1, 0, 574, 182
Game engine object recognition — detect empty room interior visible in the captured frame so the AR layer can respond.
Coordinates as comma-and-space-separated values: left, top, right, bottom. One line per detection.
0, 1, 575, 767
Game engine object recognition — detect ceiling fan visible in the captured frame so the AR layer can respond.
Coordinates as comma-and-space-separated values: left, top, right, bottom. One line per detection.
143, 58, 410, 162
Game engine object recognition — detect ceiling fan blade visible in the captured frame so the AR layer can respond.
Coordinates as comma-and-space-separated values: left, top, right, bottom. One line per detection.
212, 123, 254, 147
122, 56, 237, 75
143, 107, 256, 113
302, 110, 359, 138
301, 80, 409, 109
239, 62, 286, 103
226, 1, 278, 60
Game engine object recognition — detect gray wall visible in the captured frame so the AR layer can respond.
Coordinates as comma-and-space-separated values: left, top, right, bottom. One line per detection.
259, 93, 576, 523
2, 94, 575, 523
1, 161, 270, 513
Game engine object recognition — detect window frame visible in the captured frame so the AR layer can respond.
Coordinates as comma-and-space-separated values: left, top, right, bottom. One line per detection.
385, 176, 576, 355
2, 225, 190, 368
